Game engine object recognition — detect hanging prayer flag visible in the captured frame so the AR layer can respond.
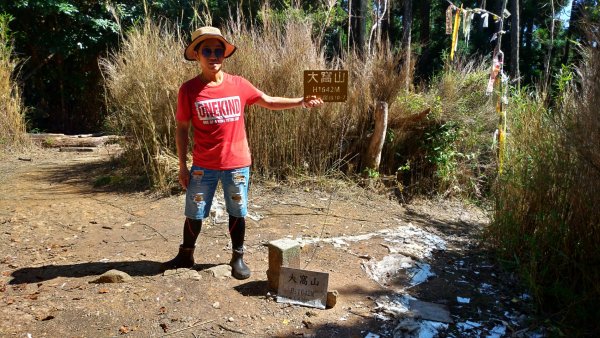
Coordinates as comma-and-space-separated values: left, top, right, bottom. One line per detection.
481, 12, 489, 28
450, 6, 462, 60
463, 11, 474, 46
486, 52, 503, 95
446, 5, 454, 35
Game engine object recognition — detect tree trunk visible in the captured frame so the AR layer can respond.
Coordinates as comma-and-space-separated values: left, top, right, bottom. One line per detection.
543, 0, 555, 96
419, 0, 430, 47
415, 0, 431, 80
510, 0, 520, 86
402, 0, 413, 91
351, 0, 367, 55
381, 0, 391, 50
363, 101, 389, 172
562, 0, 580, 66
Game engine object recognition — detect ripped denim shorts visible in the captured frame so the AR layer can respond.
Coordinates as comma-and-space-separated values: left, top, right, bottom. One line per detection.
184, 166, 250, 220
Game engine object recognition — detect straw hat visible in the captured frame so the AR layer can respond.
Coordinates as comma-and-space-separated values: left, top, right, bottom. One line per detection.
184, 26, 236, 61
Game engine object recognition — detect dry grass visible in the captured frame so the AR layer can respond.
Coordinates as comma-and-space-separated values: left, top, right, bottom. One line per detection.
100, 12, 408, 193
100, 20, 196, 193
225, 17, 405, 179
0, 15, 28, 152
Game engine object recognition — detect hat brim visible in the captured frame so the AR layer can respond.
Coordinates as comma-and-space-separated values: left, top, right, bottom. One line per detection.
184, 34, 236, 61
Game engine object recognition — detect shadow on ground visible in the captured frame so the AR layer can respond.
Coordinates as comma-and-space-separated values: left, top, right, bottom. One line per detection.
9, 260, 163, 284
45, 154, 151, 194
9, 261, 229, 284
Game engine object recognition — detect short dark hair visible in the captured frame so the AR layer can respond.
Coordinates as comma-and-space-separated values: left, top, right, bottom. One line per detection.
194, 39, 225, 52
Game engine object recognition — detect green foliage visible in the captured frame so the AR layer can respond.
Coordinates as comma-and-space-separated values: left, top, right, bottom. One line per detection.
424, 121, 460, 184
363, 167, 380, 179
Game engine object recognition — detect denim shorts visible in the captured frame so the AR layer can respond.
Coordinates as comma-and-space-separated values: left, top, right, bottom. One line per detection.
184, 166, 250, 220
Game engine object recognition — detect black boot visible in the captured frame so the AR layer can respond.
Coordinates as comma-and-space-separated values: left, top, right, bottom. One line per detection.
160, 245, 195, 271
230, 249, 251, 279
161, 218, 202, 271
229, 216, 250, 279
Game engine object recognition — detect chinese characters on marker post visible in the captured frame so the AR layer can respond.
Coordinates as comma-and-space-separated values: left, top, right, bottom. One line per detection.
287, 273, 321, 298
305, 71, 347, 102
288, 273, 320, 286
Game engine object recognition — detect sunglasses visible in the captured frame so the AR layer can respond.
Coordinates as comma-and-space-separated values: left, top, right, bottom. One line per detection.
200, 47, 225, 59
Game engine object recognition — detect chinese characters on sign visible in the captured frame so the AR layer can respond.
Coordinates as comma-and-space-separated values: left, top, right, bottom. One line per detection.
304, 70, 349, 102
276, 267, 329, 309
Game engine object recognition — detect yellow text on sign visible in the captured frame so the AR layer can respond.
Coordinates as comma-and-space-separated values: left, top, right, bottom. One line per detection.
304, 70, 349, 102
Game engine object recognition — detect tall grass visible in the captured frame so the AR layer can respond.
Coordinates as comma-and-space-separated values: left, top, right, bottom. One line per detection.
488, 28, 600, 335
225, 17, 405, 178
101, 14, 407, 192
101, 21, 195, 192
0, 14, 28, 152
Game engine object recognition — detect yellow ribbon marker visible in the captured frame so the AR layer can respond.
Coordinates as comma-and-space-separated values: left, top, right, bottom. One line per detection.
451, 5, 462, 60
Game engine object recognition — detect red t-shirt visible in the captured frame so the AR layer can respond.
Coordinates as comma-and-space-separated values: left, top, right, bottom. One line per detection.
176, 73, 263, 170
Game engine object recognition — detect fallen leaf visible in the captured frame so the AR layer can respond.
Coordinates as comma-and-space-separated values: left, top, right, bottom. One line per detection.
159, 323, 168, 333
6, 298, 14, 305
41, 315, 55, 321
98, 288, 109, 294
119, 325, 129, 334
158, 306, 167, 314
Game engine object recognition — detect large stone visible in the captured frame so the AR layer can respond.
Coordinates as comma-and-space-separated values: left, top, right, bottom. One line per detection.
266, 238, 301, 291
163, 269, 202, 281
204, 265, 232, 279
90, 269, 132, 283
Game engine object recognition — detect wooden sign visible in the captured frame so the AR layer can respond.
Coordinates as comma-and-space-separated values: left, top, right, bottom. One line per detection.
303, 70, 348, 102
276, 267, 329, 309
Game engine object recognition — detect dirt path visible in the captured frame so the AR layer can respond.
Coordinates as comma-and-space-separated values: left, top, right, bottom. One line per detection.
0, 147, 540, 337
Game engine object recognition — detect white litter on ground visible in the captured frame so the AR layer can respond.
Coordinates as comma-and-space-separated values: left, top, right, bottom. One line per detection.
486, 324, 507, 338
457, 320, 482, 331
298, 231, 381, 247
364, 332, 381, 338
457, 297, 471, 304
362, 254, 413, 286
296, 224, 446, 260
478, 283, 495, 295
407, 262, 435, 286
373, 294, 412, 321
415, 320, 449, 338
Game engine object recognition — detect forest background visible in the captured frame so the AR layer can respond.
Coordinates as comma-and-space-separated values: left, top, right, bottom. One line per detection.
1, 0, 599, 336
